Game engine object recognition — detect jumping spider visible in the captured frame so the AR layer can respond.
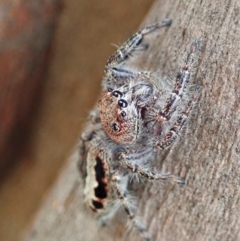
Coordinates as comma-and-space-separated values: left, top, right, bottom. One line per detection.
79, 19, 201, 241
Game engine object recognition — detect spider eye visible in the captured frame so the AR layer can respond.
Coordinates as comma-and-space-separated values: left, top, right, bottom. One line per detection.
112, 90, 123, 98
118, 99, 128, 108
107, 87, 113, 92
111, 123, 119, 132
121, 111, 126, 117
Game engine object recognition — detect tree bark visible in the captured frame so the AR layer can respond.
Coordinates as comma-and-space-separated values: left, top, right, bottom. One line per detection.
24, 0, 240, 241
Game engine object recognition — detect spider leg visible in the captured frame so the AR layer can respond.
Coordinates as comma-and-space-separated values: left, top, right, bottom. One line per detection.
106, 19, 172, 68
103, 19, 172, 87
157, 85, 201, 150
158, 40, 200, 122
119, 153, 185, 185
112, 171, 152, 241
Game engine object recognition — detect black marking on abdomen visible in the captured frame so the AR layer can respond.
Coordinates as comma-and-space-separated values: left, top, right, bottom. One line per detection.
94, 156, 107, 199
92, 200, 104, 211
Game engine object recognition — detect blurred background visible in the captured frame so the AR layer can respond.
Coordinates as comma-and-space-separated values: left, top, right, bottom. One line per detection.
0, 0, 154, 240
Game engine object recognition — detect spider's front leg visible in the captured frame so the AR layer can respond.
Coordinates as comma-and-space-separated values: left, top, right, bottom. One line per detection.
155, 40, 201, 150
157, 84, 201, 149
104, 19, 172, 87
158, 39, 200, 123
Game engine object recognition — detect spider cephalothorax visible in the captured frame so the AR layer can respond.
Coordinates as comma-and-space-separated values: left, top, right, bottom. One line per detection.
99, 72, 158, 145
99, 88, 141, 145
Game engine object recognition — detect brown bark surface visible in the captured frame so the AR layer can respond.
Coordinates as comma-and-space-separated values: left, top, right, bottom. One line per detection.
24, 0, 240, 241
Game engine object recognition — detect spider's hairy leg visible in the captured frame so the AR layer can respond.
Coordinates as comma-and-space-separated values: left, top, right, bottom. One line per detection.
157, 84, 202, 150
158, 39, 200, 122
112, 171, 152, 241
103, 19, 172, 87
106, 19, 172, 69
120, 153, 185, 185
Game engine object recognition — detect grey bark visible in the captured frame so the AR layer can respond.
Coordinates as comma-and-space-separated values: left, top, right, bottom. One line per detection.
24, 0, 240, 241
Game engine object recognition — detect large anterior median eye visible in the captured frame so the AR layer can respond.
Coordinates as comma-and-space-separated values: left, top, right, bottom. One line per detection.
112, 90, 123, 98
118, 99, 128, 108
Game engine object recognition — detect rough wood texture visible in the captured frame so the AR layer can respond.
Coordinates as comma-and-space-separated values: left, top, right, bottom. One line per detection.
24, 0, 240, 240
